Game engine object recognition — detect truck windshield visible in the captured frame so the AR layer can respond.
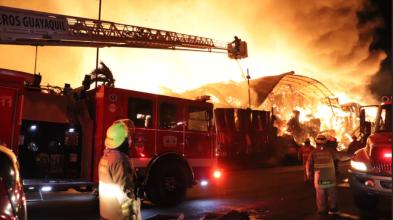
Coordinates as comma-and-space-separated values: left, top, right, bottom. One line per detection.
375, 104, 391, 132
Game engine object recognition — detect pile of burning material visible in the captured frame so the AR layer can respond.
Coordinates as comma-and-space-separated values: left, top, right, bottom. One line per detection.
267, 97, 374, 153
254, 73, 360, 151
173, 71, 360, 160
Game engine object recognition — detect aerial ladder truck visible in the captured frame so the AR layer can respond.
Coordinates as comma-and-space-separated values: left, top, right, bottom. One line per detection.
0, 6, 247, 205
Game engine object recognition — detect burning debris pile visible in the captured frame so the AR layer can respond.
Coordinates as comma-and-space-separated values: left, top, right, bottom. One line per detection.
260, 90, 359, 150
254, 73, 361, 150
175, 71, 361, 152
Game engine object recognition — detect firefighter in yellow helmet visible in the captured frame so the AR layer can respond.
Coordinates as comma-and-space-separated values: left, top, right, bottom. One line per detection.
98, 119, 141, 220
306, 134, 339, 216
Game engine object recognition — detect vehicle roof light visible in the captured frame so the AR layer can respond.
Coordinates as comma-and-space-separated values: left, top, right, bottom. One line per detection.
29, 124, 37, 131
41, 186, 52, 192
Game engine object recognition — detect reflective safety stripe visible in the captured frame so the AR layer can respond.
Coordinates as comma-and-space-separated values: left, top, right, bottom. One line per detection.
319, 180, 332, 185
314, 163, 334, 169
121, 199, 132, 216
99, 181, 126, 204
120, 198, 141, 217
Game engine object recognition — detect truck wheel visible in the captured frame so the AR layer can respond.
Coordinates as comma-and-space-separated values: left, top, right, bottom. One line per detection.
147, 162, 188, 206
353, 191, 378, 211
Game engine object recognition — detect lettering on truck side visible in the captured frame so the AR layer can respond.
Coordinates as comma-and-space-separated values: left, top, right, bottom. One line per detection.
0, 10, 68, 32
0, 95, 13, 108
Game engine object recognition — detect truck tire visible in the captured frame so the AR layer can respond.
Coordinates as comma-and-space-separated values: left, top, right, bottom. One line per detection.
147, 162, 188, 206
353, 191, 378, 211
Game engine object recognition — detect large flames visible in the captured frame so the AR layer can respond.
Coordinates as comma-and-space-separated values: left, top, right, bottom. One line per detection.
0, 0, 386, 101
0, 0, 387, 148
258, 90, 349, 146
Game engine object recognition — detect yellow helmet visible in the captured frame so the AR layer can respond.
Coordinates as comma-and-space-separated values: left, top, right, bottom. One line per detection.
105, 119, 135, 149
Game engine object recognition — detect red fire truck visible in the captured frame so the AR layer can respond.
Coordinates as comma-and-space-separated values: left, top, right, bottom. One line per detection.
349, 96, 392, 211
0, 68, 220, 205
0, 6, 248, 205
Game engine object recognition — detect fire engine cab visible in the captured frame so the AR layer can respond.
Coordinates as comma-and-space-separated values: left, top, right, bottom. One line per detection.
349, 96, 392, 211
0, 6, 248, 205
95, 86, 218, 205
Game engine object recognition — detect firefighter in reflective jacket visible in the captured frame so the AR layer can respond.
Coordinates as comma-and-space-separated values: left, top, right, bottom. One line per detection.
99, 119, 141, 220
306, 134, 339, 215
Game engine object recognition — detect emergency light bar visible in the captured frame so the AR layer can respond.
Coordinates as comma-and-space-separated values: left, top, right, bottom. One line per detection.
381, 96, 392, 102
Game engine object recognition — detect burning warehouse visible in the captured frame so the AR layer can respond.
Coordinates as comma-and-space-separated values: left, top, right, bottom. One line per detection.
252, 71, 359, 147
176, 71, 360, 165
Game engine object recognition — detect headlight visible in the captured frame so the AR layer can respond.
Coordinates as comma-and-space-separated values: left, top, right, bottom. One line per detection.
350, 160, 367, 171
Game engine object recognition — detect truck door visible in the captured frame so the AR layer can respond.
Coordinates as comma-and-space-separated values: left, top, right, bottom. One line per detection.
0, 85, 21, 151
185, 106, 213, 159
156, 101, 184, 155
127, 96, 155, 159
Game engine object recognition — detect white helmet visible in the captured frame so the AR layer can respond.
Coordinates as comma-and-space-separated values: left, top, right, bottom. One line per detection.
315, 134, 327, 145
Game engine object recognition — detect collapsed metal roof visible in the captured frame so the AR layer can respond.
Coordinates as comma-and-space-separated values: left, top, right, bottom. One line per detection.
250, 71, 335, 106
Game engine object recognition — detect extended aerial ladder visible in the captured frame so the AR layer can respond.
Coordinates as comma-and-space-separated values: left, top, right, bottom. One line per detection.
0, 6, 247, 58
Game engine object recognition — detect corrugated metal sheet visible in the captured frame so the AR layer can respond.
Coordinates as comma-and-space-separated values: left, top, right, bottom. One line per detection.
250, 72, 335, 106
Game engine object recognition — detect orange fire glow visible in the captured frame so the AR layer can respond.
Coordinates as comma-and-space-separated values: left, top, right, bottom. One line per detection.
0, 1, 387, 150
0, 0, 386, 105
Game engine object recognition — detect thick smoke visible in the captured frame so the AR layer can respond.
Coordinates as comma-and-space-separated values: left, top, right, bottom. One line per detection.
178, 0, 389, 104
0, 0, 389, 103
362, 0, 392, 99
238, 0, 388, 104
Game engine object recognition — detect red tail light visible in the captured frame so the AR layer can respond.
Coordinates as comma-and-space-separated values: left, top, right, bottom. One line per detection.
381, 149, 392, 160
371, 147, 391, 161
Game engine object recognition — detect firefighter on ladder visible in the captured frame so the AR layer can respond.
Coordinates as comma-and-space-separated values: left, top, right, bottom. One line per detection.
306, 134, 339, 215
99, 119, 141, 220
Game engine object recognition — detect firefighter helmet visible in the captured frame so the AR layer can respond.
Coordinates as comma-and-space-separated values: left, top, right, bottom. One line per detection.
315, 134, 327, 145
105, 119, 135, 149
293, 110, 300, 115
